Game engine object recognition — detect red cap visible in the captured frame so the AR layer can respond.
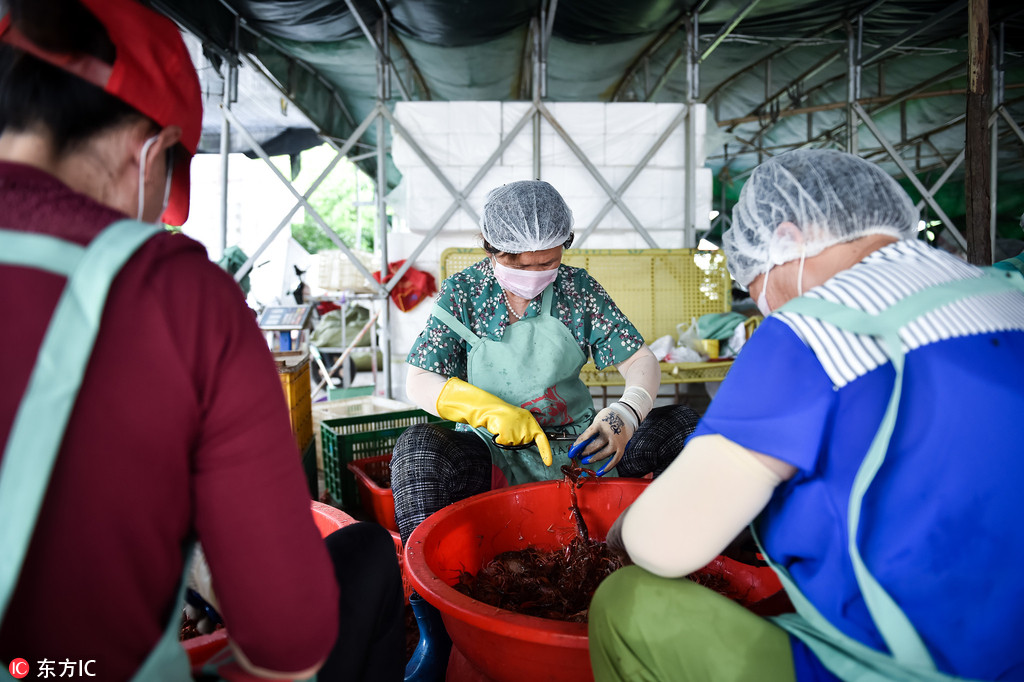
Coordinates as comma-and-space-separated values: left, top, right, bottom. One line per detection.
0, 0, 203, 225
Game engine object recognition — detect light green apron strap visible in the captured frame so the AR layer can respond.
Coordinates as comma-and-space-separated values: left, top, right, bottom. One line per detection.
197, 648, 316, 682
0, 220, 160, 623
430, 304, 480, 347
130, 546, 196, 681
994, 255, 1024, 276
751, 524, 946, 682
780, 297, 925, 669
540, 282, 554, 315
755, 273, 1020, 681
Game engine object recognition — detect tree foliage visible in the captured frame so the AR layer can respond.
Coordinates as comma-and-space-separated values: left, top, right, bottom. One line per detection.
290, 145, 376, 254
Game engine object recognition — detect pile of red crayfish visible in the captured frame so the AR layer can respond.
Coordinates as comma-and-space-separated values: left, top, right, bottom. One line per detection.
453, 537, 624, 622
453, 458, 748, 621
453, 459, 625, 622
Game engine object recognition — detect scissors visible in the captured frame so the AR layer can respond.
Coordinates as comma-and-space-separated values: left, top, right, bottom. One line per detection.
185, 588, 223, 627
491, 431, 581, 451
492, 433, 609, 477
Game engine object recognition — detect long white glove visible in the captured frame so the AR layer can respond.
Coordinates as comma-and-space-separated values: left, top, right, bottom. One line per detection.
406, 365, 447, 417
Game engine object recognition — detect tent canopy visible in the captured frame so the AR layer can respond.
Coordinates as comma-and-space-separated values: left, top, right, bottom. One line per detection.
153, 0, 1024, 240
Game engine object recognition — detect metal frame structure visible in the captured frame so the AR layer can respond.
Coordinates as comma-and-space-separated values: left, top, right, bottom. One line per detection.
192, 0, 1020, 398
209, 0, 740, 397
700, 1, 1023, 253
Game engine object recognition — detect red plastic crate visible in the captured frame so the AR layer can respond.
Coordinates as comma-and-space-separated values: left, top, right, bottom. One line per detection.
347, 455, 398, 533
693, 554, 789, 616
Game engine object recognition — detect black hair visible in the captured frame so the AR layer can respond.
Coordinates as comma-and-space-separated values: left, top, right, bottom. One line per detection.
482, 232, 575, 259
0, 0, 144, 154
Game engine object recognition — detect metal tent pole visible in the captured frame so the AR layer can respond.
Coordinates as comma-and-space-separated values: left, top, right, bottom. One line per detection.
537, 102, 658, 246
217, 17, 240, 259
223, 108, 387, 297
847, 15, 863, 154
376, 21, 393, 398
855, 103, 967, 250
218, 65, 233, 258
577, 107, 688, 246
384, 105, 537, 281
532, 18, 542, 180
376, 116, 392, 398
684, 13, 699, 248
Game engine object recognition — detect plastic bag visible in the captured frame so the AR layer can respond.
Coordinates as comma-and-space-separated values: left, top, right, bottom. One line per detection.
310, 306, 372, 347
676, 317, 704, 354
665, 344, 703, 363
648, 335, 676, 361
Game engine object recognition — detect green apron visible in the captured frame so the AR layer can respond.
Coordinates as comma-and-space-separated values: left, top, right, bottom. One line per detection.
994, 254, 1024, 276
430, 283, 604, 485
754, 268, 1024, 682
0, 221, 194, 681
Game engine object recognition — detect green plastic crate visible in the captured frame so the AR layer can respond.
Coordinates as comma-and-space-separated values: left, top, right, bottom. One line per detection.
321, 409, 452, 507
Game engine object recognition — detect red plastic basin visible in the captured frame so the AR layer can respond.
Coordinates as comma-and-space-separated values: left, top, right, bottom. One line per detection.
404, 478, 650, 682
183, 500, 408, 675
404, 479, 786, 682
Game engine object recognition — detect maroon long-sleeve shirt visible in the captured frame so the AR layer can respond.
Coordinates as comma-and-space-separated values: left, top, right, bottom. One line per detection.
0, 161, 338, 679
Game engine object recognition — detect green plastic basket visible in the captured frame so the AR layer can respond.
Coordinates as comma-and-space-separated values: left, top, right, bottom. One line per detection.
321, 409, 452, 507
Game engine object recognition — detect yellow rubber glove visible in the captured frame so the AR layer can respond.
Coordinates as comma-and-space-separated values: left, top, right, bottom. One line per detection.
436, 377, 552, 466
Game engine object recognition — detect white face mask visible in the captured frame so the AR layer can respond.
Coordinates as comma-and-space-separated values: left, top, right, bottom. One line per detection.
755, 246, 807, 318
492, 259, 559, 299
137, 135, 173, 223
756, 266, 774, 317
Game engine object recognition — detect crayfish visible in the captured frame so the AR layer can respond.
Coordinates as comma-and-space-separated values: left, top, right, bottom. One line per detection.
452, 459, 623, 622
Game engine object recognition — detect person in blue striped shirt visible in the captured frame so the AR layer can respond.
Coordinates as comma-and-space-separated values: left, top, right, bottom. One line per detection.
590, 149, 1024, 682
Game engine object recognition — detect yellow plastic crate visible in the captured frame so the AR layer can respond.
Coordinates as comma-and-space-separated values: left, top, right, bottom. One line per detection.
275, 353, 313, 451
440, 248, 732, 342
440, 248, 734, 385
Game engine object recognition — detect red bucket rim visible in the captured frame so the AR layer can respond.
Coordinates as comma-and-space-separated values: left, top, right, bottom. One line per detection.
184, 501, 360, 658
403, 478, 650, 647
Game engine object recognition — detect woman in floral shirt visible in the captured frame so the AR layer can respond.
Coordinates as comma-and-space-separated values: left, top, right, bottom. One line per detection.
395, 180, 699, 679
406, 252, 647, 385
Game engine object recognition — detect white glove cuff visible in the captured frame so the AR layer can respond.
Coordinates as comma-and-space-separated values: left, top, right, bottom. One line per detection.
607, 401, 639, 432
619, 386, 654, 423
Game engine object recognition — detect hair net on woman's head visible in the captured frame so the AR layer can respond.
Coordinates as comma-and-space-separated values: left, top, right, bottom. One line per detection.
480, 180, 574, 253
722, 149, 919, 289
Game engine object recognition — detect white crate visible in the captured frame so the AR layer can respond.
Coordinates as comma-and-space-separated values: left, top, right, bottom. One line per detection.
313, 250, 376, 293
312, 396, 415, 471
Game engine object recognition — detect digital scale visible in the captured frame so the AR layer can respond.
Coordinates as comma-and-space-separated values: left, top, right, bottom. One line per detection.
257, 304, 313, 351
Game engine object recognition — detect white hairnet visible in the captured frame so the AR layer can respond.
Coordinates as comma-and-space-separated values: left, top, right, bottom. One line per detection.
723, 149, 919, 289
481, 180, 574, 253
